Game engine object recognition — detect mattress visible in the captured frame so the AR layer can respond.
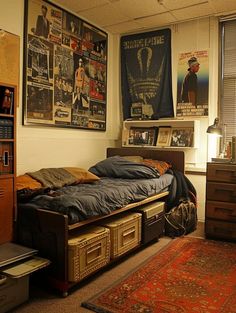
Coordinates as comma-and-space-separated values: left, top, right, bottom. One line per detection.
18, 174, 173, 225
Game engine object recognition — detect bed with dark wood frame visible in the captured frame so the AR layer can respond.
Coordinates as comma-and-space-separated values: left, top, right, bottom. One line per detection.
16, 147, 184, 296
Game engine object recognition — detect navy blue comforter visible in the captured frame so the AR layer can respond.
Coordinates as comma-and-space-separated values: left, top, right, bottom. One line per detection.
18, 175, 173, 224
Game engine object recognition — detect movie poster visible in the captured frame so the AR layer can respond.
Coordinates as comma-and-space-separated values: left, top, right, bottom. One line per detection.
176, 50, 209, 117
121, 29, 174, 120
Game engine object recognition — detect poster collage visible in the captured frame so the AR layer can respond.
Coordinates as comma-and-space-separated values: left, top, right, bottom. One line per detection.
24, 0, 107, 130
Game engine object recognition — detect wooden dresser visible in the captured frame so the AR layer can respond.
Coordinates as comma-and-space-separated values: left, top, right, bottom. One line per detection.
205, 162, 236, 241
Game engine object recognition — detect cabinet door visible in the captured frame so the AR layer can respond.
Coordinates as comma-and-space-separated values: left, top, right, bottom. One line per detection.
0, 178, 14, 244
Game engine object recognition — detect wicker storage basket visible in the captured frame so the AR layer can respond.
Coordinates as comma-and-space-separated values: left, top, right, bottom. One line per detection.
103, 213, 142, 259
68, 226, 110, 282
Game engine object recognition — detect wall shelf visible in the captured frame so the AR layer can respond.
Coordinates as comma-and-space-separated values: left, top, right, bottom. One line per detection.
122, 119, 200, 149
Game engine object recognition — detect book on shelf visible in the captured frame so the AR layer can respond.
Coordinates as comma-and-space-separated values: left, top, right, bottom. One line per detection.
0, 119, 13, 139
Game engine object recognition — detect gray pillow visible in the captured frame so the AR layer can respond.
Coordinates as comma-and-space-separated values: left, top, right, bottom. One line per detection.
89, 156, 160, 179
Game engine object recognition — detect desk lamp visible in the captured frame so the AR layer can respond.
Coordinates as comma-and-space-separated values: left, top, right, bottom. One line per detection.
207, 117, 228, 161
206, 117, 222, 136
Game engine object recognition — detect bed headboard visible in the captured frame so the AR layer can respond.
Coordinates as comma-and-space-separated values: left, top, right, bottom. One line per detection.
107, 147, 185, 173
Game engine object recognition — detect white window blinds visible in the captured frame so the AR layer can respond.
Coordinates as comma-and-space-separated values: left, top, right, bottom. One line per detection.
220, 20, 236, 142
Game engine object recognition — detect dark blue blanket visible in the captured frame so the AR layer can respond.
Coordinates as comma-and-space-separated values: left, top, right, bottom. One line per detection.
18, 175, 173, 224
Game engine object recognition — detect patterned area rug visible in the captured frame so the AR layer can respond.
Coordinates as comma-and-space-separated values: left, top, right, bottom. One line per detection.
81, 237, 236, 313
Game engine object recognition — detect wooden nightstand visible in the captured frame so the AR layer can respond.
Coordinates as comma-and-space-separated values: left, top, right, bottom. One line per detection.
205, 162, 236, 241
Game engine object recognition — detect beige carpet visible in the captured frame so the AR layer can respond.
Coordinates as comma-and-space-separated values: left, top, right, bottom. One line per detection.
10, 222, 204, 313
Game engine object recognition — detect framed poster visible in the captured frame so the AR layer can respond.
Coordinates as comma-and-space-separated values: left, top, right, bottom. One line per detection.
156, 127, 171, 147
170, 127, 193, 147
23, 0, 107, 130
121, 29, 174, 120
128, 127, 158, 146
176, 50, 209, 117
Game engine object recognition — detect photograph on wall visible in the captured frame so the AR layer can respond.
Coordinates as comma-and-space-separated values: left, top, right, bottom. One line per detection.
170, 127, 193, 147
121, 28, 174, 120
176, 50, 209, 117
23, 0, 107, 130
156, 127, 171, 147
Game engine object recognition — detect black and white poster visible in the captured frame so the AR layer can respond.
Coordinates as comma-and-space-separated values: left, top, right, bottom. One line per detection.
121, 28, 174, 120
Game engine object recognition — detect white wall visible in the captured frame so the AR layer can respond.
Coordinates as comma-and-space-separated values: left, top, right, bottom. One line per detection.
170, 17, 219, 221
0, 0, 121, 174
171, 17, 219, 169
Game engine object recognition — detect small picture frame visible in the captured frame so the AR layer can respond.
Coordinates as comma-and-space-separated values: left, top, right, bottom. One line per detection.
156, 127, 171, 147
128, 127, 158, 146
170, 127, 194, 147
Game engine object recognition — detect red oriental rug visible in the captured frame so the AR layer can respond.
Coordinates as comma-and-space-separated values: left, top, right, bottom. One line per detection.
81, 237, 236, 313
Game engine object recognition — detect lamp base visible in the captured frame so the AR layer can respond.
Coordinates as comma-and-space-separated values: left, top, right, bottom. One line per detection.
211, 157, 231, 163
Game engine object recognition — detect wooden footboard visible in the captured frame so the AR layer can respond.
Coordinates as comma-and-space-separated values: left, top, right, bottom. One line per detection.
17, 207, 70, 293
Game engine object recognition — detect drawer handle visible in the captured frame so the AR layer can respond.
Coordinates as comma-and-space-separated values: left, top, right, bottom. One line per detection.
214, 227, 233, 235
215, 188, 236, 197
216, 169, 236, 176
215, 207, 233, 213
123, 227, 135, 238
3, 151, 9, 167
122, 226, 135, 246
86, 243, 102, 265
215, 207, 236, 218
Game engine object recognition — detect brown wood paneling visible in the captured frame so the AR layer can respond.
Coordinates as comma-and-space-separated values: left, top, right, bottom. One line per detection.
0, 178, 13, 244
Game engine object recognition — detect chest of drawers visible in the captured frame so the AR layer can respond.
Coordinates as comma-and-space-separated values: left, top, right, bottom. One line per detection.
205, 162, 236, 241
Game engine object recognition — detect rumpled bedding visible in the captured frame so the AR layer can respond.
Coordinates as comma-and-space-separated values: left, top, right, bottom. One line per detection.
27, 168, 77, 189
18, 175, 173, 224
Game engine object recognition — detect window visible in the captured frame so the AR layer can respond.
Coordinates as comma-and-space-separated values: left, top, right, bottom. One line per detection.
220, 19, 236, 143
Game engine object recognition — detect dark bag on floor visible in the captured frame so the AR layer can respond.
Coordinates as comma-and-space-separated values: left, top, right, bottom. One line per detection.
165, 198, 197, 238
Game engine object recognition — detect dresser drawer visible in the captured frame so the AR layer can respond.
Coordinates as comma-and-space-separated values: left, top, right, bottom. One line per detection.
207, 163, 236, 183
206, 201, 236, 222
206, 182, 236, 203
205, 219, 236, 241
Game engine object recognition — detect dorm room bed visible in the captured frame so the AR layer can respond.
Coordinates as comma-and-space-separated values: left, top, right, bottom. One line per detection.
16, 147, 185, 296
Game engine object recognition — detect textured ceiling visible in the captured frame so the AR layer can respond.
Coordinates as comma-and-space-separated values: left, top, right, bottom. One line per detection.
54, 0, 236, 33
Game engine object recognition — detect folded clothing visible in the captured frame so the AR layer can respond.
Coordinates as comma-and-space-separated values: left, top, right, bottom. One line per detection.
16, 167, 99, 191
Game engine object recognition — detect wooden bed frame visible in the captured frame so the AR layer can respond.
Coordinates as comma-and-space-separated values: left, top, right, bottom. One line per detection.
16, 148, 184, 296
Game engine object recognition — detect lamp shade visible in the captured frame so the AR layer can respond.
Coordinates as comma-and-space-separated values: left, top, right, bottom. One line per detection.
206, 117, 223, 136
